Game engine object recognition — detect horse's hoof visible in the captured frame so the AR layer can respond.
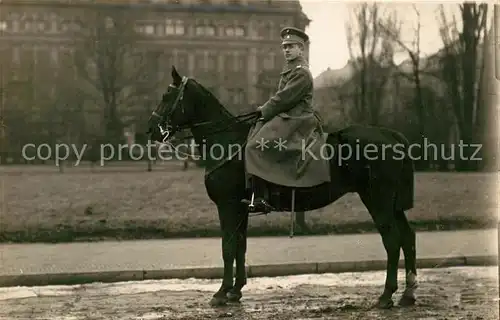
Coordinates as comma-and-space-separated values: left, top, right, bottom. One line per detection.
374, 298, 394, 309
398, 295, 416, 307
209, 295, 228, 307
227, 289, 242, 303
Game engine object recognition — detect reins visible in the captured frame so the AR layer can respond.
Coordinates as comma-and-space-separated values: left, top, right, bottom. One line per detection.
155, 111, 259, 161
173, 110, 260, 141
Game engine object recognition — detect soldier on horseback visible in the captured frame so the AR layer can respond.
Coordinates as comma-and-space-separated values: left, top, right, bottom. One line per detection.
242, 27, 330, 213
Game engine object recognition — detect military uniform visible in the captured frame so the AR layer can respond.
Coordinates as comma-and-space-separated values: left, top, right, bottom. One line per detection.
243, 27, 331, 212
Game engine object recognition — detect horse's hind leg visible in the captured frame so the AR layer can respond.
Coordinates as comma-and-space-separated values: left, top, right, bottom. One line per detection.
374, 218, 401, 309
395, 209, 417, 306
360, 190, 400, 309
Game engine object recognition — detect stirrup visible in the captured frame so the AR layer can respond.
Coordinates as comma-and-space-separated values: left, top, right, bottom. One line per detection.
248, 192, 255, 210
241, 192, 256, 209
241, 192, 273, 213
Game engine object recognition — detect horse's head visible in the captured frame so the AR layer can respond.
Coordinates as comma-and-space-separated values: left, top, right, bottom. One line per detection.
147, 66, 199, 142
147, 65, 257, 145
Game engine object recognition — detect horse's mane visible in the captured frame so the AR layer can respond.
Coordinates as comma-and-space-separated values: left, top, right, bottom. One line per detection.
188, 78, 236, 120
184, 78, 257, 141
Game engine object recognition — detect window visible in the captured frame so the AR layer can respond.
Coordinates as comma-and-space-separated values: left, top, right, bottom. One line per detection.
36, 21, 46, 32
157, 52, 173, 81
195, 25, 204, 36
0, 21, 7, 31
165, 19, 184, 35
165, 20, 175, 35
19, 46, 35, 71
206, 25, 216, 36
258, 21, 273, 39
49, 13, 58, 33
35, 47, 52, 71
60, 20, 70, 32
225, 26, 245, 37
155, 24, 164, 36
223, 52, 235, 72
144, 25, 155, 35
267, 21, 274, 39
58, 48, 74, 74
274, 52, 283, 67
12, 20, 19, 33
225, 27, 234, 36
8, 13, 20, 33
235, 53, 246, 72
70, 21, 80, 33
104, 17, 114, 29
12, 47, 20, 64
207, 51, 217, 70
176, 52, 188, 72
24, 20, 34, 32
195, 25, 216, 36
50, 47, 59, 66
227, 88, 245, 105
234, 26, 245, 37
161, 53, 173, 70
175, 20, 184, 35
262, 52, 275, 70
144, 51, 160, 81
194, 51, 206, 71
222, 52, 246, 72
137, 56, 150, 83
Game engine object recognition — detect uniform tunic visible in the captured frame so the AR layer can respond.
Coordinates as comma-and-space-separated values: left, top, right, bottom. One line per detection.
244, 56, 331, 188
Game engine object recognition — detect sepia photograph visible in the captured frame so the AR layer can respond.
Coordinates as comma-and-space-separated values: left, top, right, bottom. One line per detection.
0, 0, 498, 319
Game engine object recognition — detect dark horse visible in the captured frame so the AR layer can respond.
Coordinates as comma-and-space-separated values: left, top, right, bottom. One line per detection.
147, 66, 418, 309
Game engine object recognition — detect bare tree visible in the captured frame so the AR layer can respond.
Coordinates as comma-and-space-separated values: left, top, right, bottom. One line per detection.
378, 6, 445, 169
345, 3, 398, 125
378, 6, 425, 139
438, 3, 489, 170
72, 7, 164, 144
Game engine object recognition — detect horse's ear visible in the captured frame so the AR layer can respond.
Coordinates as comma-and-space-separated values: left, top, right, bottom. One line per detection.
171, 65, 182, 86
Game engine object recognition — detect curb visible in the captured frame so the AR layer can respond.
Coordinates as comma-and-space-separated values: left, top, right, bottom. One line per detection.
0, 255, 496, 288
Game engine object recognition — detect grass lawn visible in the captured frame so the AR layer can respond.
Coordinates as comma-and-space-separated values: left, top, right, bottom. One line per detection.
1, 162, 498, 243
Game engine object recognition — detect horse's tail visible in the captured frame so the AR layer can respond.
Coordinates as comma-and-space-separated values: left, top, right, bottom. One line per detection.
388, 130, 414, 211
398, 150, 415, 211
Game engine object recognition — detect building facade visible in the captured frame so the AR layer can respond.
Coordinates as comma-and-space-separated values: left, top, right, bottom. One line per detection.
0, 0, 310, 118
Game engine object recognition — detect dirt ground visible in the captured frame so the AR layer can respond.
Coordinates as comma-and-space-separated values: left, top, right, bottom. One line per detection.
1, 164, 498, 242
0, 266, 497, 320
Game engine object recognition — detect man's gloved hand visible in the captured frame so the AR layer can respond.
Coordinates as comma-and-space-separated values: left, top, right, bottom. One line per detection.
256, 106, 264, 121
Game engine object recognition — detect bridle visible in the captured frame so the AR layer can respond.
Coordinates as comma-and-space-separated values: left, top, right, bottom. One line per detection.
150, 76, 189, 143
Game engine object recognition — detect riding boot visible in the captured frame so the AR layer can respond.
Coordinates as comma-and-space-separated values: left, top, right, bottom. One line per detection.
241, 176, 274, 213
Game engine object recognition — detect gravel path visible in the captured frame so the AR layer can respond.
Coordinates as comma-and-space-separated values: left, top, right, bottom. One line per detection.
0, 266, 497, 320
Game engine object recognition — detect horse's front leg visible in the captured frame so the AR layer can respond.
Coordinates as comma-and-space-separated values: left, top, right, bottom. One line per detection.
227, 202, 249, 303
210, 202, 238, 306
